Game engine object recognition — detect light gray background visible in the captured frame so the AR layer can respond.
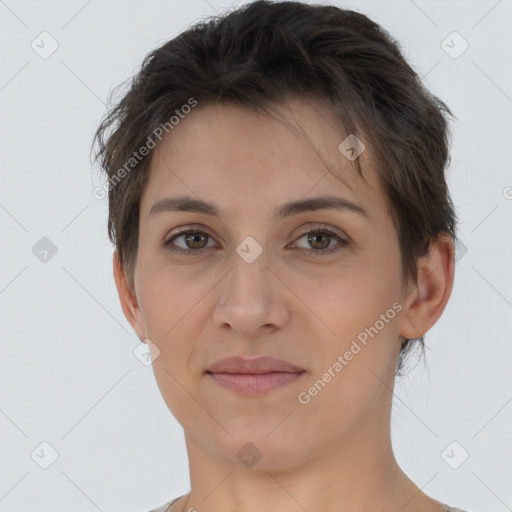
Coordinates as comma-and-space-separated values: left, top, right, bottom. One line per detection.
1, 0, 511, 511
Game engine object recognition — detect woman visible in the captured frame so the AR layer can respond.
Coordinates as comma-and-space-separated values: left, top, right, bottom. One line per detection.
93, 2, 468, 511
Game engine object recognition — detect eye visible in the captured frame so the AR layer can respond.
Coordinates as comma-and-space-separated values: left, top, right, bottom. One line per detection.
164, 228, 216, 255
163, 224, 348, 256
290, 225, 348, 256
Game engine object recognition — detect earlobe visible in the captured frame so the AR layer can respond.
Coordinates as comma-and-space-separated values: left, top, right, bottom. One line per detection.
399, 234, 455, 341
112, 250, 146, 341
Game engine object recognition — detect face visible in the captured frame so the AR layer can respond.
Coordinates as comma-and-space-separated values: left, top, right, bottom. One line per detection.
117, 98, 420, 470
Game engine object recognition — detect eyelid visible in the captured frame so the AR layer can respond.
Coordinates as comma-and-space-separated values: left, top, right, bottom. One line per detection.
165, 223, 219, 243
165, 222, 347, 240
291, 222, 348, 241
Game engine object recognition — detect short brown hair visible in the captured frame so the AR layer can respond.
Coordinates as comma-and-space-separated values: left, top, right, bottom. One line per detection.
92, 0, 459, 375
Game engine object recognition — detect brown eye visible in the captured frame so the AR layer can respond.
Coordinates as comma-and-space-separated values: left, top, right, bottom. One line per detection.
307, 231, 332, 250
165, 229, 215, 254
291, 227, 348, 255
164, 225, 348, 257
183, 232, 209, 249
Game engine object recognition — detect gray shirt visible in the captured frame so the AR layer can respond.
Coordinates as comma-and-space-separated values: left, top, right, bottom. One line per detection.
148, 496, 469, 511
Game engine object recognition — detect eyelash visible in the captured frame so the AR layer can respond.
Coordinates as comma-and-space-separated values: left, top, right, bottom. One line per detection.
163, 225, 348, 257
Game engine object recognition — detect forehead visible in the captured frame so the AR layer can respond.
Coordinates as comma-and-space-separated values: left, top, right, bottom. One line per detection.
141, 98, 388, 225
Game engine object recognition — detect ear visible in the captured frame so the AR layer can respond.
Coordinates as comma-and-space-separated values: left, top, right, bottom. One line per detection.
113, 250, 147, 343
399, 233, 455, 340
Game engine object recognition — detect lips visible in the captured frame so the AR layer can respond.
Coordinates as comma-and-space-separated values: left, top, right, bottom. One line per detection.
205, 356, 306, 394
206, 355, 305, 374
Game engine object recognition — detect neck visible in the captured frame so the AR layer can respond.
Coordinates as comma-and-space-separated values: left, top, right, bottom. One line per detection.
174, 398, 446, 512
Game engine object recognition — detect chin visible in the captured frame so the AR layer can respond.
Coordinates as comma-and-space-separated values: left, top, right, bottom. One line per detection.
213, 429, 308, 472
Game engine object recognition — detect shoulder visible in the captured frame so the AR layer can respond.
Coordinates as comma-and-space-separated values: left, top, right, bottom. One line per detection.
147, 496, 182, 512
147, 498, 471, 512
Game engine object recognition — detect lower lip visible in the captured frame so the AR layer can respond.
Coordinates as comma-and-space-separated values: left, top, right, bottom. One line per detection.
207, 371, 305, 394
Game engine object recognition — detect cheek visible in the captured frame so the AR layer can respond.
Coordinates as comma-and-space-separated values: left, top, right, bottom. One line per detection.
138, 274, 203, 422
135, 260, 211, 370
136, 254, 204, 336
291, 260, 401, 339
292, 271, 400, 429
289, 255, 402, 399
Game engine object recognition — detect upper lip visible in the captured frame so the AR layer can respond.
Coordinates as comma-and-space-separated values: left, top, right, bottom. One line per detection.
206, 356, 305, 374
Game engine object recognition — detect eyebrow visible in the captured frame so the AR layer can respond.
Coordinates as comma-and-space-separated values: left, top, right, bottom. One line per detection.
148, 194, 369, 220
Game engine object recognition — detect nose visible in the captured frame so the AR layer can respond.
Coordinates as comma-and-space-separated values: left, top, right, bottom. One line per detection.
212, 247, 290, 337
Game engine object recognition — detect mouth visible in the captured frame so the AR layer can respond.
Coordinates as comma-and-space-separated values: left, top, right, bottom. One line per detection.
206, 371, 306, 394
205, 355, 306, 395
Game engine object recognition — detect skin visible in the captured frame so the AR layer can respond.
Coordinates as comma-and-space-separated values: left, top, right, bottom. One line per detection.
113, 98, 455, 512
